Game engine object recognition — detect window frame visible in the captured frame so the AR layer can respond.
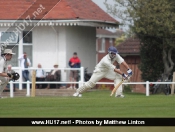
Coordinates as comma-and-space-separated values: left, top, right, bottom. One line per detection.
0, 32, 19, 44
98, 38, 105, 53
23, 31, 33, 44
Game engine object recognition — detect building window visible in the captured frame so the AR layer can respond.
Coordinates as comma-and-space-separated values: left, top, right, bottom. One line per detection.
109, 38, 113, 46
23, 45, 33, 66
23, 31, 33, 67
22, 31, 33, 67
23, 31, 32, 43
6, 45, 19, 67
0, 32, 19, 67
99, 38, 105, 52
0, 32, 19, 44
5, 45, 33, 67
0, 31, 32, 67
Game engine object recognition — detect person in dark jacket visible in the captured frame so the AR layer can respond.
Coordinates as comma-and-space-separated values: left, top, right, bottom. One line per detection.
46, 63, 61, 89
68, 52, 81, 89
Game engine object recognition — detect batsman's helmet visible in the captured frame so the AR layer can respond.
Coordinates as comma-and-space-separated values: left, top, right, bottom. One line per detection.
108, 46, 118, 59
108, 46, 118, 54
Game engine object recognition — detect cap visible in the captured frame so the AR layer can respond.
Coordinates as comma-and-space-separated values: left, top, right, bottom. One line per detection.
2, 49, 15, 55
54, 63, 59, 66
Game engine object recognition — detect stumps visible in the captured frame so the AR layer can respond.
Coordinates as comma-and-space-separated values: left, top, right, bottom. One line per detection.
171, 72, 175, 95
31, 70, 36, 97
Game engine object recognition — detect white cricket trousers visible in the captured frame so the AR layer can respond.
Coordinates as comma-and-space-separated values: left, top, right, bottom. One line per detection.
77, 69, 123, 96
0, 77, 9, 96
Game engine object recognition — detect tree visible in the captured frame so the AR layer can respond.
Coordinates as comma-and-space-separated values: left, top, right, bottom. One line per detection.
139, 37, 164, 81
115, 34, 126, 46
105, 0, 175, 84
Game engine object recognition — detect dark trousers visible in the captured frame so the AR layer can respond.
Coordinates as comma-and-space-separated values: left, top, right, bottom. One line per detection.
46, 75, 61, 89
36, 77, 47, 88
22, 70, 30, 88
22, 70, 30, 81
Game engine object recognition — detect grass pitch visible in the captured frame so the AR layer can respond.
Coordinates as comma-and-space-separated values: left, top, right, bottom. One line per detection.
0, 90, 175, 132
0, 90, 175, 117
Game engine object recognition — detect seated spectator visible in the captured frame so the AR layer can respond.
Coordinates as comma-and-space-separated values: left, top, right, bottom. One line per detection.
36, 63, 47, 89
5, 64, 16, 91
46, 63, 61, 89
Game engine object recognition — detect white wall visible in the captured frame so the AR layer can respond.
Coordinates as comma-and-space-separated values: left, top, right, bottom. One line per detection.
0, 25, 97, 81
65, 26, 96, 73
33, 26, 58, 69
32, 26, 96, 81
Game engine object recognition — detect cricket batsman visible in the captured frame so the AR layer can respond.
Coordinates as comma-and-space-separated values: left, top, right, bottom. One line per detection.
73, 46, 132, 98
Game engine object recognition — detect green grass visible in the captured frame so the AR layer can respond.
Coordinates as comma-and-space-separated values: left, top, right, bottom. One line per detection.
0, 90, 175, 117
1, 90, 175, 132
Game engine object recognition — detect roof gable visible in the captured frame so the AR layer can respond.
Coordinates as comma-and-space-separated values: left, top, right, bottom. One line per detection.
0, 0, 118, 23
0, 0, 32, 19
64, 0, 116, 22
117, 37, 140, 55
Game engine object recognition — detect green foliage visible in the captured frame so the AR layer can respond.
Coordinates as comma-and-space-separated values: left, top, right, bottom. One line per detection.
132, 0, 175, 39
139, 37, 164, 81
131, 0, 175, 81
123, 85, 132, 93
115, 34, 126, 46
105, 0, 175, 81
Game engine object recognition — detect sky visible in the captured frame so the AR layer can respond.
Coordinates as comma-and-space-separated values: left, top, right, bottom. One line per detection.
91, 0, 128, 31
92, 0, 117, 13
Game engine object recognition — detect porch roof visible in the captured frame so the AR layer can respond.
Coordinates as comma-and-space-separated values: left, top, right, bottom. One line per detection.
96, 29, 124, 38
0, 20, 118, 28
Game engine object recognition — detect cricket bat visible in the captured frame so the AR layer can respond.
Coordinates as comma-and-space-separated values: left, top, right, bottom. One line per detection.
110, 75, 131, 97
110, 79, 124, 96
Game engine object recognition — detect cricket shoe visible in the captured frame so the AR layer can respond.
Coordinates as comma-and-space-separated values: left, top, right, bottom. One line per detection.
73, 92, 82, 97
115, 95, 125, 98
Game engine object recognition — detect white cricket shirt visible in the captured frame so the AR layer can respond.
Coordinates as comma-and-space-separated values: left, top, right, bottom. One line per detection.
0, 56, 7, 73
94, 54, 124, 72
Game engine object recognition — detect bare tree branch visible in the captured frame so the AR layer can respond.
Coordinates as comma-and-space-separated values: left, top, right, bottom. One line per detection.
163, 48, 169, 72
167, 48, 174, 73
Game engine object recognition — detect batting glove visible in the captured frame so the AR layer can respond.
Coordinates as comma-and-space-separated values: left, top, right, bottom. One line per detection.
127, 69, 133, 76
7, 73, 13, 78
122, 73, 128, 80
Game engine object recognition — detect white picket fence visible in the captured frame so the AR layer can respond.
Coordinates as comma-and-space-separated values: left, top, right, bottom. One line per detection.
7, 67, 175, 98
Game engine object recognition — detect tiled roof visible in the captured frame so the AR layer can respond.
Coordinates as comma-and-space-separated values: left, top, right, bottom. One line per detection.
114, 29, 125, 36
116, 37, 140, 55
0, 0, 118, 23
96, 29, 124, 38
96, 29, 116, 36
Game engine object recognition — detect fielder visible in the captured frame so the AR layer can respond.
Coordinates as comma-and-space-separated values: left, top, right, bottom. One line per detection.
73, 46, 132, 98
0, 49, 20, 98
